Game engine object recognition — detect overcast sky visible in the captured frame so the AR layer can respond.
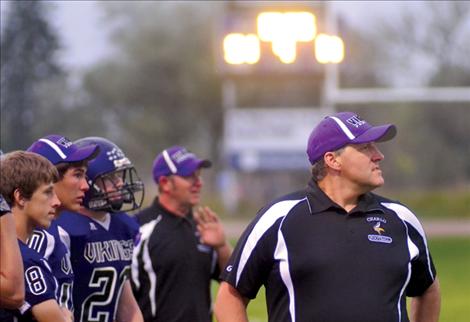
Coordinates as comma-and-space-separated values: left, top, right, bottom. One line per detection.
47, 1, 114, 70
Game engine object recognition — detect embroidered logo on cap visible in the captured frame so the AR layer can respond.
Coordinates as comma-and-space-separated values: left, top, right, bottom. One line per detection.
346, 115, 366, 128
172, 149, 195, 163
56, 137, 73, 148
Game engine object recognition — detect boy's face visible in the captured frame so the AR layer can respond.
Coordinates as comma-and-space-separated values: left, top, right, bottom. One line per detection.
24, 182, 60, 229
54, 165, 89, 213
95, 170, 125, 200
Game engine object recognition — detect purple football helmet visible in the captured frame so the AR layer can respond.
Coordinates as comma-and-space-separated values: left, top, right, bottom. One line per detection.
74, 137, 144, 212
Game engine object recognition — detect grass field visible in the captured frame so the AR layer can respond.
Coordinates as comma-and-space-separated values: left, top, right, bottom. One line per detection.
213, 236, 470, 322
429, 237, 470, 322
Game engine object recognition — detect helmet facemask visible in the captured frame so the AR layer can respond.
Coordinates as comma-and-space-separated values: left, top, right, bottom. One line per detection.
86, 166, 144, 213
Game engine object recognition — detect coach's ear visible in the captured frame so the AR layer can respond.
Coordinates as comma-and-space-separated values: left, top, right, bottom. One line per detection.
158, 176, 172, 193
13, 188, 27, 207
324, 151, 341, 171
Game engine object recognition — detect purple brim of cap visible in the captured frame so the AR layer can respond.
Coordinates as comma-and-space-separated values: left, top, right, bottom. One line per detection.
65, 144, 100, 163
177, 159, 212, 177
27, 140, 100, 165
352, 124, 397, 144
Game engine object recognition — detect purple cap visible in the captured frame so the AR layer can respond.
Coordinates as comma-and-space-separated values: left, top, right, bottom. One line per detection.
152, 146, 212, 182
307, 112, 397, 164
27, 134, 99, 165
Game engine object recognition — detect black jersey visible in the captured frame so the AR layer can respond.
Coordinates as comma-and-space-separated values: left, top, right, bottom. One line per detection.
131, 198, 219, 322
221, 180, 436, 322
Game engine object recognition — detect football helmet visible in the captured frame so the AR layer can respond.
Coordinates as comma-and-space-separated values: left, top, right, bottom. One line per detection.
74, 137, 144, 212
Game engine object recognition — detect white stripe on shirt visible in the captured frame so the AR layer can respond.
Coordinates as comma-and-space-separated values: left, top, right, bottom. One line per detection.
236, 198, 306, 286
381, 202, 434, 279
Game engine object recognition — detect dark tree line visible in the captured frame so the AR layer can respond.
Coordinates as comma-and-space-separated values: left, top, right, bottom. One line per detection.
1, 1, 62, 151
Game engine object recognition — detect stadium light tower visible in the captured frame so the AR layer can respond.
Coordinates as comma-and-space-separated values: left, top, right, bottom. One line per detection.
216, 2, 345, 173
216, 1, 345, 214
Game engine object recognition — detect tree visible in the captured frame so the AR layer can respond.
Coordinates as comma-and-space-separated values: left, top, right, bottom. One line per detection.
1, 1, 62, 151
338, 2, 470, 188
82, 2, 223, 173
372, 1, 470, 87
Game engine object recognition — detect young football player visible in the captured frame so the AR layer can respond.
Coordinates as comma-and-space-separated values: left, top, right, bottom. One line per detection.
0, 151, 70, 322
27, 134, 99, 313
55, 137, 144, 322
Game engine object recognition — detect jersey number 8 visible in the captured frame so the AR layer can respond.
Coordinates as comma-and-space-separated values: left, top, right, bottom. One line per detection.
25, 266, 47, 295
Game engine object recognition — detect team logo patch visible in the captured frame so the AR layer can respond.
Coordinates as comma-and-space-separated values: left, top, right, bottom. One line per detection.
373, 222, 385, 235
368, 235, 392, 244
366, 216, 387, 224
107, 147, 130, 167
367, 220, 392, 244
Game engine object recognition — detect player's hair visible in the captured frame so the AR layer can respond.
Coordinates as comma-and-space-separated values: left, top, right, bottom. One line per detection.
55, 160, 88, 179
310, 147, 345, 181
0, 151, 59, 205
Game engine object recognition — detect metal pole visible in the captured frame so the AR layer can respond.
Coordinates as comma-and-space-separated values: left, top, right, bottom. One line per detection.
322, 1, 339, 113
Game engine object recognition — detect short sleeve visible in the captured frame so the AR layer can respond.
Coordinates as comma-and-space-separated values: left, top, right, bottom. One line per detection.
28, 229, 55, 259
405, 223, 437, 296
380, 201, 437, 297
220, 212, 281, 299
23, 260, 57, 308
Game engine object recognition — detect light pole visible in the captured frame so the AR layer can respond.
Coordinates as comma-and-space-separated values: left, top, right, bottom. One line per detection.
216, 2, 345, 213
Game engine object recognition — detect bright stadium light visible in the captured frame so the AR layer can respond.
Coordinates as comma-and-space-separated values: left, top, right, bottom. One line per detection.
243, 35, 261, 64
257, 12, 282, 42
285, 12, 316, 42
272, 36, 297, 64
223, 33, 261, 65
315, 34, 344, 64
257, 11, 316, 64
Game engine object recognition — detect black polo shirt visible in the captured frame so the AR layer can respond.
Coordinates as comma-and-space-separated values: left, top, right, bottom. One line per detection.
131, 198, 219, 322
221, 179, 436, 322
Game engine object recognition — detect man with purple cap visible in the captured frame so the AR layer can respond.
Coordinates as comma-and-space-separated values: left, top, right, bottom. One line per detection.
131, 146, 232, 322
26, 134, 99, 318
215, 112, 440, 322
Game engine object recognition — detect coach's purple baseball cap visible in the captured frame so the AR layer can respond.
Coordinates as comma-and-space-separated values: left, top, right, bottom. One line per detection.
307, 112, 397, 164
152, 146, 212, 182
27, 134, 99, 165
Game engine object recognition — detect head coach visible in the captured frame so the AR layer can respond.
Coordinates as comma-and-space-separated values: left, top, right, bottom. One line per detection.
215, 111, 440, 322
